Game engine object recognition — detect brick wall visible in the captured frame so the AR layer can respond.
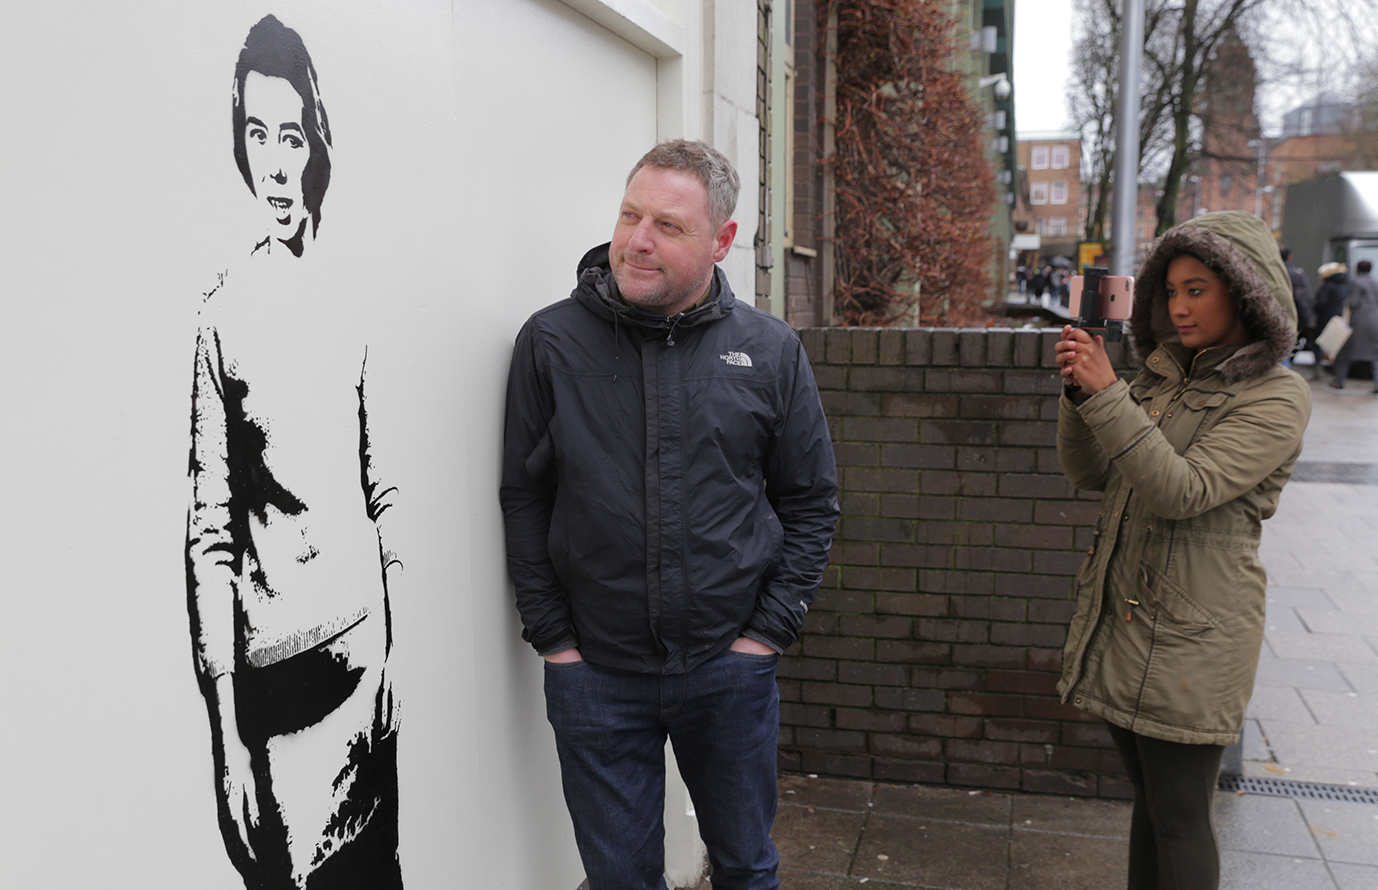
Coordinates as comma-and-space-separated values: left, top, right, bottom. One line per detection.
783, 326, 1133, 799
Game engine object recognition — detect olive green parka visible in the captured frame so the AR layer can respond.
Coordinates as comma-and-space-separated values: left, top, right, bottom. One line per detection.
1056, 211, 1313, 745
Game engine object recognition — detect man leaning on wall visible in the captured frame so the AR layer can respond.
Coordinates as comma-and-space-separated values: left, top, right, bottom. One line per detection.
499, 139, 839, 890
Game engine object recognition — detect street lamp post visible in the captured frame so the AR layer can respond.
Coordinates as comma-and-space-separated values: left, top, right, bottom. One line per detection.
1248, 138, 1268, 220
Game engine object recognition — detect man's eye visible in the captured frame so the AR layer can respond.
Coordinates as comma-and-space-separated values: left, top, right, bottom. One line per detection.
283, 134, 304, 149
247, 126, 267, 144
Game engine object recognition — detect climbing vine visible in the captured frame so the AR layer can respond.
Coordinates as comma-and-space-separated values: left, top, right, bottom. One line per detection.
825, 0, 997, 326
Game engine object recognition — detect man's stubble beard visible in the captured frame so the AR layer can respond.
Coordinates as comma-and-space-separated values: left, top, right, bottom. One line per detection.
612, 262, 711, 314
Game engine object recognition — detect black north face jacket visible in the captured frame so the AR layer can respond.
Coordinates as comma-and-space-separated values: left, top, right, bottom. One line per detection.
500, 244, 839, 674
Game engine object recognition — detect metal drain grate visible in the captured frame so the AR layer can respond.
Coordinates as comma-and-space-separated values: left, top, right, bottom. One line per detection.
1289, 461, 1378, 485
1218, 775, 1378, 804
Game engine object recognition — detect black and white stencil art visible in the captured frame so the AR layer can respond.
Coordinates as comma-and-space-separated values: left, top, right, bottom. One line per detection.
184, 15, 403, 888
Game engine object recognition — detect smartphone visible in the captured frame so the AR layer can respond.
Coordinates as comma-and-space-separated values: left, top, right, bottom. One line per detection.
1069, 268, 1134, 341
1068, 273, 1134, 320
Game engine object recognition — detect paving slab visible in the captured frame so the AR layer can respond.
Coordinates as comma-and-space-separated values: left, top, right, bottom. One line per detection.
1263, 605, 1309, 634
1007, 831, 1128, 890
1241, 718, 1272, 761
1297, 609, 1378, 636
1218, 851, 1338, 890
778, 869, 846, 890
773, 804, 867, 875
1290, 545, 1378, 572
1263, 631, 1378, 664
1212, 793, 1321, 858
1246, 684, 1316, 723
1267, 564, 1370, 589
1241, 759, 1378, 788
870, 784, 1010, 826
1008, 794, 1131, 837
1254, 722, 1378, 775
1299, 688, 1378, 731
1329, 861, 1378, 890
1297, 799, 1378, 866
1265, 587, 1342, 611
779, 774, 872, 812
852, 814, 1009, 890
1335, 661, 1378, 695
1322, 588, 1378, 613
1252, 657, 1353, 692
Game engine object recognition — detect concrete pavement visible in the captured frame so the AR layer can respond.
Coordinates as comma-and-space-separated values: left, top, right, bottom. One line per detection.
1248, 372, 1378, 788
764, 772, 1378, 889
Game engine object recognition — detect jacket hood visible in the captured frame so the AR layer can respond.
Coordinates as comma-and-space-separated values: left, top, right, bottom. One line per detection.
1132, 211, 1297, 383
572, 242, 735, 330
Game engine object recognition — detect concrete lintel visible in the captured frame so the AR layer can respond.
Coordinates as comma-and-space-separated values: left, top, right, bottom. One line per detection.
559, 0, 684, 58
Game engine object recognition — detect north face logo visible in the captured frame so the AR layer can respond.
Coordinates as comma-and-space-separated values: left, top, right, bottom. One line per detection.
720, 351, 753, 368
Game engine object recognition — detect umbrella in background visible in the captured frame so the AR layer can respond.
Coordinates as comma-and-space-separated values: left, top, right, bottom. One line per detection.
1048, 255, 1074, 268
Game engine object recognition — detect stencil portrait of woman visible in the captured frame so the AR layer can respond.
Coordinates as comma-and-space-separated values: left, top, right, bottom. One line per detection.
185, 14, 403, 888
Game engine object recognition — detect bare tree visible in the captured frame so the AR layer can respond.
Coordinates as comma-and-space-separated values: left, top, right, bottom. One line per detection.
1073, 0, 1378, 238
1070, 0, 1176, 242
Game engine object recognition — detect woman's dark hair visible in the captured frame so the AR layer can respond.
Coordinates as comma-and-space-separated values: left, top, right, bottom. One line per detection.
231, 15, 331, 235
1359, 259, 1373, 274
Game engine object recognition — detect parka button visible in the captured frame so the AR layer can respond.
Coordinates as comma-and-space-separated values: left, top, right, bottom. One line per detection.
1151, 409, 1161, 416
1151, 356, 1160, 363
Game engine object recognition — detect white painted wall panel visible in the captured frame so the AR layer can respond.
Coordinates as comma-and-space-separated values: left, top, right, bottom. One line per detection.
0, 1, 674, 888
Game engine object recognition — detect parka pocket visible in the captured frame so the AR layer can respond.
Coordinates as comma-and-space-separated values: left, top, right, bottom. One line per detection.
1138, 562, 1216, 633
1180, 390, 1232, 411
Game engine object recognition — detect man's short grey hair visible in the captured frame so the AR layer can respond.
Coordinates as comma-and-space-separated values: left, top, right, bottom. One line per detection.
627, 140, 740, 227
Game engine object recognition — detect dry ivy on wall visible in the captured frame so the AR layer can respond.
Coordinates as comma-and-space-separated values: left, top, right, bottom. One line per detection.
825, 0, 998, 326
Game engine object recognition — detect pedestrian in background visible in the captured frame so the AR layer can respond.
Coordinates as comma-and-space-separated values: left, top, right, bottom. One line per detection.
1326, 258, 1378, 394
1311, 262, 1349, 379
1032, 266, 1048, 304
1054, 211, 1311, 890
501, 140, 839, 890
1280, 244, 1315, 348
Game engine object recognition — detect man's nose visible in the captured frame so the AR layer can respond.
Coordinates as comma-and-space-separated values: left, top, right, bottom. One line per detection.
628, 219, 654, 251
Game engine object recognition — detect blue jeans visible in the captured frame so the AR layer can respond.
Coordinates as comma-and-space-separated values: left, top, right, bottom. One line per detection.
544, 647, 782, 890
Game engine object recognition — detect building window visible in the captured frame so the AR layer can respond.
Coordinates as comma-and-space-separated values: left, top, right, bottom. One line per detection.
1031, 146, 1049, 170
1034, 217, 1046, 235
1220, 174, 1232, 196
1048, 217, 1067, 237
1050, 181, 1068, 204
1052, 145, 1070, 169
1031, 181, 1049, 204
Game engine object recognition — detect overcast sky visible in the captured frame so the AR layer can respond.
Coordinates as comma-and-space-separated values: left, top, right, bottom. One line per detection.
1012, 0, 1076, 134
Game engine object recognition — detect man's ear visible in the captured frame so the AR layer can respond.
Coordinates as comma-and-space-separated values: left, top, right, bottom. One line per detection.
711, 219, 738, 263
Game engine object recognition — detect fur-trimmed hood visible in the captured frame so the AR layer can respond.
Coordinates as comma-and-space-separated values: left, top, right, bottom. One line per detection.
1132, 211, 1297, 383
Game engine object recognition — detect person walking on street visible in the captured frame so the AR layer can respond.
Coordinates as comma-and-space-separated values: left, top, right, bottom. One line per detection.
1031, 267, 1047, 304
1326, 258, 1378, 394
1280, 245, 1315, 348
500, 140, 839, 890
1054, 211, 1311, 890
1311, 262, 1349, 380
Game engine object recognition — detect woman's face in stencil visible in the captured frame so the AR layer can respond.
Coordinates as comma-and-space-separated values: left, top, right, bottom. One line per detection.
242, 70, 309, 242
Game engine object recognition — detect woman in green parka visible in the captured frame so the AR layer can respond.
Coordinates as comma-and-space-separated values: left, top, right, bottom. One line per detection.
1054, 211, 1312, 890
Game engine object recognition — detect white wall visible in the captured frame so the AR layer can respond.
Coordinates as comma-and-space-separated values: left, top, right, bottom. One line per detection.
704, 0, 764, 304
0, 1, 759, 887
